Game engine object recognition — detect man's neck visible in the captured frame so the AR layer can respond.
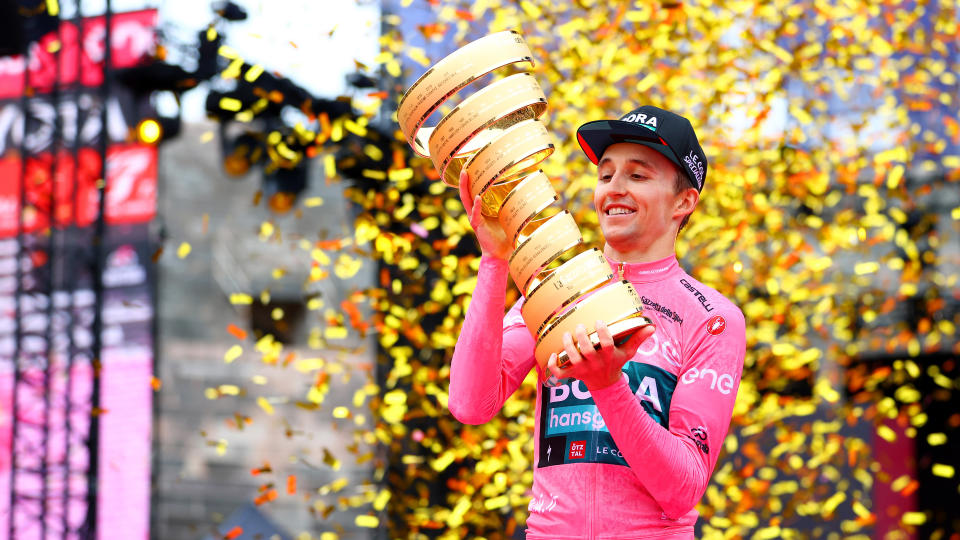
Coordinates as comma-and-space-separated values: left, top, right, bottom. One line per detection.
603, 235, 678, 264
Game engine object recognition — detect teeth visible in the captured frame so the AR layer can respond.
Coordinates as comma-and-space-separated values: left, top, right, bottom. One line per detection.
607, 208, 633, 215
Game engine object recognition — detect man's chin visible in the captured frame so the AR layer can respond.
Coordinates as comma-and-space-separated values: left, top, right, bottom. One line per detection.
600, 223, 639, 241
602, 232, 644, 253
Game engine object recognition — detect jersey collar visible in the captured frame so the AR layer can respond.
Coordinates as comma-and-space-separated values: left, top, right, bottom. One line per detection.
605, 254, 680, 283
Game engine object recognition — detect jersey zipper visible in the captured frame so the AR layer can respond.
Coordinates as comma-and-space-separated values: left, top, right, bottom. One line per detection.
618, 261, 624, 281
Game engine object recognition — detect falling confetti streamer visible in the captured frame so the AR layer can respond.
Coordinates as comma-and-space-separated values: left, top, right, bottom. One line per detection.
193, 0, 960, 537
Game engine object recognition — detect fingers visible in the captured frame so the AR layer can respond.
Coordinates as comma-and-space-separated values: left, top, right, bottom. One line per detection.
595, 320, 614, 351
561, 331, 582, 368
470, 195, 486, 230
458, 169, 473, 215
574, 324, 595, 360
545, 353, 563, 386
620, 323, 656, 358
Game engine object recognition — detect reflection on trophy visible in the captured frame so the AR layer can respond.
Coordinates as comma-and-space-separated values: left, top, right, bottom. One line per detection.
397, 31, 653, 370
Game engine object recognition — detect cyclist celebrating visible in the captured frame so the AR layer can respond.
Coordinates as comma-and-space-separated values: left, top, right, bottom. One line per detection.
448, 105, 746, 538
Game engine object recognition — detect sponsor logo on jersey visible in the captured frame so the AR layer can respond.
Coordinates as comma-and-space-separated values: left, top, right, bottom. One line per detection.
528, 493, 559, 514
706, 315, 726, 335
641, 296, 683, 325
569, 441, 586, 459
680, 366, 736, 395
596, 445, 624, 458
679, 278, 714, 312
538, 363, 677, 468
688, 426, 709, 454
634, 330, 682, 369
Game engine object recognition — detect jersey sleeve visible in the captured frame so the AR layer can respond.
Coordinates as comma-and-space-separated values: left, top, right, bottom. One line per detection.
448, 255, 537, 425
590, 306, 746, 519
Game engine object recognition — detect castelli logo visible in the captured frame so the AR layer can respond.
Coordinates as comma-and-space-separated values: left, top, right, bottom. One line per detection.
706, 315, 726, 335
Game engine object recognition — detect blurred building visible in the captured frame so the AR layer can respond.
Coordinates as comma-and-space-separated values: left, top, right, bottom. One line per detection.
151, 120, 381, 539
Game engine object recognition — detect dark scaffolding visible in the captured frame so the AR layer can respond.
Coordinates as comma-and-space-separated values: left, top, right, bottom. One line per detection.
4, 1, 113, 538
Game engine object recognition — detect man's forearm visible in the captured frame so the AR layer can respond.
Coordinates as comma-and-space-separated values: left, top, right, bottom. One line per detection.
448, 255, 514, 424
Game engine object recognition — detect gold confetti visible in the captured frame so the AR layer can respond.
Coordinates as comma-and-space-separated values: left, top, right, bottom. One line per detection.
902, 512, 927, 525
229, 293, 253, 305
322, 448, 341, 470
355, 515, 379, 528
224, 345, 243, 363
257, 397, 274, 415
931, 464, 955, 478
193, 2, 960, 537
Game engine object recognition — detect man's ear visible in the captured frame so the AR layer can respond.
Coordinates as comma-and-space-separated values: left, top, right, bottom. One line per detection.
675, 187, 699, 219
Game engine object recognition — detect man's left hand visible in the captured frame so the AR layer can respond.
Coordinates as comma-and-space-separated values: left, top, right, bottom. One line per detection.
547, 320, 655, 391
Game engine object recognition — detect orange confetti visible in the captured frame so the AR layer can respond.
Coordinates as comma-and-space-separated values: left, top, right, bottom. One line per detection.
340, 299, 368, 333
226, 324, 248, 340
315, 239, 344, 250
287, 474, 297, 495
418, 23, 447, 40
253, 488, 278, 506
593, 3, 627, 40
250, 462, 272, 476
224, 526, 243, 540
900, 479, 920, 497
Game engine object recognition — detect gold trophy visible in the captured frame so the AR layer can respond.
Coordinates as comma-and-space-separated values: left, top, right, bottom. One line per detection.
397, 31, 653, 370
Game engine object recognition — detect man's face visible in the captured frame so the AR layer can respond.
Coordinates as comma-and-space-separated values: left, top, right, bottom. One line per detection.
593, 143, 687, 254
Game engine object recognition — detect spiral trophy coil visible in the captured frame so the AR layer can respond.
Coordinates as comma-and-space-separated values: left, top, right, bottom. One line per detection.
397, 31, 654, 371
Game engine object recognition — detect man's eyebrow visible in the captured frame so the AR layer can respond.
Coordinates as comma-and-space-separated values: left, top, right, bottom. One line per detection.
597, 157, 657, 170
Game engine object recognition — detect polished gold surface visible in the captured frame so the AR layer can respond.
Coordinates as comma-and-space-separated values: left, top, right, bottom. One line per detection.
498, 171, 558, 243
508, 211, 582, 295
397, 30, 533, 157
429, 73, 547, 185
463, 118, 554, 207
397, 31, 655, 376
534, 281, 652, 369
554, 315, 655, 370
521, 248, 612, 336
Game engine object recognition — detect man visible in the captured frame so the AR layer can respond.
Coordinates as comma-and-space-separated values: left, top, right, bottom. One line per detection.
448, 105, 746, 539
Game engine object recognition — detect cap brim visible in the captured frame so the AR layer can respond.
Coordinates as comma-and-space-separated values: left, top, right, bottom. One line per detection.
576, 119, 682, 171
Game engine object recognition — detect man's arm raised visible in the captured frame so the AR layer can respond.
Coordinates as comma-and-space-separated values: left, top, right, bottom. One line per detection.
447, 170, 536, 424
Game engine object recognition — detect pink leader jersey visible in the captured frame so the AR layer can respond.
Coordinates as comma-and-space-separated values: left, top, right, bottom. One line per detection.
449, 254, 746, 539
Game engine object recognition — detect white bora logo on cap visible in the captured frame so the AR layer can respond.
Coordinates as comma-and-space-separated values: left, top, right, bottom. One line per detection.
621, 112, 658, 128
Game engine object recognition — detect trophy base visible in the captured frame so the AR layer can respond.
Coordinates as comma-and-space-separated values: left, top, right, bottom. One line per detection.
554, 315, 654, 370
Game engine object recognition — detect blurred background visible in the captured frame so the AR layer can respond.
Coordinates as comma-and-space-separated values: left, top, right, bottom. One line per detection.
0, 0, 958, 539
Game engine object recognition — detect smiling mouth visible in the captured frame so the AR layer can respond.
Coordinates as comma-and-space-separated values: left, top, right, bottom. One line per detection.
605, 207, 635, 216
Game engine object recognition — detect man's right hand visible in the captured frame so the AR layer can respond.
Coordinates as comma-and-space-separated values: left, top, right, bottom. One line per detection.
459, 169, 514, 261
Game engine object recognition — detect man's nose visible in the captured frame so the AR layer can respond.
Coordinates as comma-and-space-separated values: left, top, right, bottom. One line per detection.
606, 172, 629, 192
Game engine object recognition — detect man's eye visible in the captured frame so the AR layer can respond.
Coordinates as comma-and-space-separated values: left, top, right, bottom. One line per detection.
631, 174, 648, 180
599, 174, 612, 181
